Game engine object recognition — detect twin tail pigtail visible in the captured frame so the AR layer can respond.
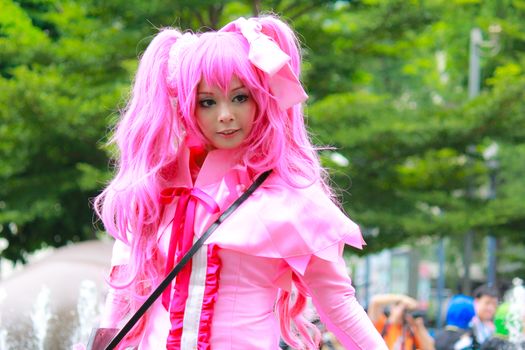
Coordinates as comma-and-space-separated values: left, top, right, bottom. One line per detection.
114, 28, 184, 183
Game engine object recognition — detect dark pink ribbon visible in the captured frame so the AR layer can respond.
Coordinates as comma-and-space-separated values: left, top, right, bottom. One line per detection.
159, 186, 220, 311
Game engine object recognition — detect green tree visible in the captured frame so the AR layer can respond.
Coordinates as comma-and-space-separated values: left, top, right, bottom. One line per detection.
1, 0, 524, 283
300, 0, 525, 278
0, 0, 346, 263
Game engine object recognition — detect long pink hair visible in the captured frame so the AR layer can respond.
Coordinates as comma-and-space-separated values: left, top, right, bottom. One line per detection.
95, 15, 325, 349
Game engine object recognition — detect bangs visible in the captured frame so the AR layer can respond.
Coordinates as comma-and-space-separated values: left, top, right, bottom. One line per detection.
176, 31, 270, 143
186, 32, 263, 94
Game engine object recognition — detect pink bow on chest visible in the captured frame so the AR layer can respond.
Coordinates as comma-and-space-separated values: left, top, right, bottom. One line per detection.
159, 186, 219, 311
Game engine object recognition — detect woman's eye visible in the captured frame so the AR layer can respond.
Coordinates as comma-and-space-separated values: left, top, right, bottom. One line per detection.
233, 94, 249, 103
199, 99, 215, 108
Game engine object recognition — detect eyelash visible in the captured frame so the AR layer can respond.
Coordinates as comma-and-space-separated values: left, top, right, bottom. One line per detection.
199, 99, 215, 108
233, 94, 249, 103
198, 94, 250, 108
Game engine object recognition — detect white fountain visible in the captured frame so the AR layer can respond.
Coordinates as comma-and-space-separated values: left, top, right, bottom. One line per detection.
0, 240, 113, 349
71, 280, 102, 347
0, 287, 8, 350
31, 286, 52, 350
506, 277, 525, 349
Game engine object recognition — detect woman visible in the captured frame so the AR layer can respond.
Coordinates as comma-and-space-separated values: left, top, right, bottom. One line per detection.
95, 15, 386, 350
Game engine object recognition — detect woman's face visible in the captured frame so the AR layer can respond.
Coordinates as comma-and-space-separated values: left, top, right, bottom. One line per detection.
195, 75, 256, 150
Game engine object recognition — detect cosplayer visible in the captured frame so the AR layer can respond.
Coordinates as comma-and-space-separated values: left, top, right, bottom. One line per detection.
95, 14, 387, 349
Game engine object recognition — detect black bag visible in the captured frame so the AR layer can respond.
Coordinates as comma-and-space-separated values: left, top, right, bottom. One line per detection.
86, 328, 119, 350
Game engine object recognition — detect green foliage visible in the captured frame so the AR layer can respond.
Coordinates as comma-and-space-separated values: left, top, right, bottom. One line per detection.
0, 0, 127, 262
0, 0, 260, 263
1, 0, 524, 281
301, 0, 525, 276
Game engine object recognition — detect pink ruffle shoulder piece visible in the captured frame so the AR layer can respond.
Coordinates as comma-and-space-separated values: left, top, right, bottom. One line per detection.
205, 173, 366, 279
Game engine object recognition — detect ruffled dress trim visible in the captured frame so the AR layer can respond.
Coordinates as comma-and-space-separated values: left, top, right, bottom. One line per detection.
196, 244, 221, 349
159, 144, 225, 350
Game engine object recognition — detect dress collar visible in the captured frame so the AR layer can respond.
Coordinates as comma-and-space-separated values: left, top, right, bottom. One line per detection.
169, 138, 244, 189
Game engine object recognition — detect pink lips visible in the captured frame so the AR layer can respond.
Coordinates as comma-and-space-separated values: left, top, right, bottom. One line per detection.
217, 129, 240, 137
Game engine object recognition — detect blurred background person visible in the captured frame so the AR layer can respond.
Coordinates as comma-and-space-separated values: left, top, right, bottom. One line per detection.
434, 295, 476, 350
480, 302, 524, 350
368, 294, 435, 350
470, 285, 499, 346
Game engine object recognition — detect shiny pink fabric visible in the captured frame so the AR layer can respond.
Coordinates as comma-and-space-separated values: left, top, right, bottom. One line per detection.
299, 255, 387, 349
210, 250, 282, 349
160, 181, 220, 348
210, 250, 387, 349
103, 146, 387, 349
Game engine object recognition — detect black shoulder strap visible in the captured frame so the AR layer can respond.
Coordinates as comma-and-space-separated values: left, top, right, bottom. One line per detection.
105, 169, 272, 349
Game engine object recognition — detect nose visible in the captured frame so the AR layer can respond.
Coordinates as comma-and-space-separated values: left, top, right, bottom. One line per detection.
218, 104, 234, 123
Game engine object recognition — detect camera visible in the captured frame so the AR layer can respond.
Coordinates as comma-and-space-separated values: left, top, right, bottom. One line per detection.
406, 309, 426, 320
383, 305, 426, 320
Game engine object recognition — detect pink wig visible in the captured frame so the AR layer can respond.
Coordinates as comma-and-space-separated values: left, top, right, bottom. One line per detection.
95, 15, 325, 349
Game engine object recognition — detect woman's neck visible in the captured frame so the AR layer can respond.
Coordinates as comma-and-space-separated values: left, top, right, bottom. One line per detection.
189, 145, 208, 183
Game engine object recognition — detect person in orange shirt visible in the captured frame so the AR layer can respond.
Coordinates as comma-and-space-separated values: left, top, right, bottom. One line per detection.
368, 294, 435, 350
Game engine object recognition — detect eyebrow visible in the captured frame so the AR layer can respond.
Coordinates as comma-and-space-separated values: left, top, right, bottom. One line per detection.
231, 85, 245, 92
197, 85, 246, 95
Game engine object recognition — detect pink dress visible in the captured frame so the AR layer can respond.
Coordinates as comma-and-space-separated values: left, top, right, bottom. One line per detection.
103, 147, 387, 349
